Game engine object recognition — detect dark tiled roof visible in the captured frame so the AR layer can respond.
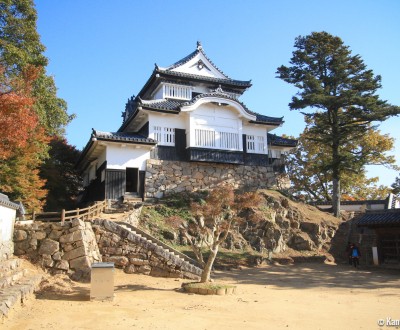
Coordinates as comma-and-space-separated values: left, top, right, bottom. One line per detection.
357, 209, 400, 227
267, 133, 298, 147
138, 93, 285, 126
181, 92, 252, 112
156, 69, 251, 88
0, 193, 19, 210
139, 99, 182, 112
93, 130, 156, 144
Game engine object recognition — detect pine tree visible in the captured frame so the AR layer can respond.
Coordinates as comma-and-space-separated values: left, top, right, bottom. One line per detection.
277, 31, 400, 216
286, 126, 395, 202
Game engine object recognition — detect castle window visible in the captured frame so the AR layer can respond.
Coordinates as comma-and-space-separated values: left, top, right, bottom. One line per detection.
163, 83, 192, 100
163, 127, 175, 145
247, 135, 265, 154
153, 126, 175, 146
154, 126, 162, 142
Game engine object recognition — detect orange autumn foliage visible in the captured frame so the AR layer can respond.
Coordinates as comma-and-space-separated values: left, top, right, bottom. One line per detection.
0, 65, 49, 211
0, 66, 41, 159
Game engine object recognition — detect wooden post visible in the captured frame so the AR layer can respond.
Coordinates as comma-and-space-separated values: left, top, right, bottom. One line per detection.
32, 211, 36, 221
77, 208, 80, 218
61, 209, 65, 226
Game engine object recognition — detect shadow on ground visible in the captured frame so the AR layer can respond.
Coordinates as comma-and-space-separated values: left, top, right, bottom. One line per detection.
35, 286, 90, 301
214, 263, 400, 292
35, 282, 176, 301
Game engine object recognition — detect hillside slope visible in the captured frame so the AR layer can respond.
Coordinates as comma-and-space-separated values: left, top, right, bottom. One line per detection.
138, 190, 343, 263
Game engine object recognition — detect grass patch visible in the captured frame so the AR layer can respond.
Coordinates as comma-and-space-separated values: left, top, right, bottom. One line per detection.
175, 246, 265, 269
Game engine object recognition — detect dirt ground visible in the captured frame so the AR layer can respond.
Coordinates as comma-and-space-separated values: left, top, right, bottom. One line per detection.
2, 263, 399, 330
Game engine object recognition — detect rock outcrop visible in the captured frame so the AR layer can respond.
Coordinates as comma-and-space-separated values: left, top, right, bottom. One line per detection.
222, 190, 341, 255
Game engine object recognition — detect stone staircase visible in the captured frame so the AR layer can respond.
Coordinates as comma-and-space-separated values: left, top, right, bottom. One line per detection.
93, 219, 202, 279
117, 221, 202, 268
0, 258, 43, 319
116, 221, 203, 278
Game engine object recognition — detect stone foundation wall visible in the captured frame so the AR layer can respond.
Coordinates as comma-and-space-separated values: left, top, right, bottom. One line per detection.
13, 219, 101, 280
145, 159, 282, 199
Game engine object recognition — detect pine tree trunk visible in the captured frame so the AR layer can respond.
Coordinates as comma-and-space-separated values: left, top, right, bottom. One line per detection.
332, 177, 341, 217
331, 111, 341, 218
200, 245, 219, 283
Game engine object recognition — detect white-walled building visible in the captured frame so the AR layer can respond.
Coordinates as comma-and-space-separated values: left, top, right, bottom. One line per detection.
76, 42, 297, 201
0, 193, 20, 260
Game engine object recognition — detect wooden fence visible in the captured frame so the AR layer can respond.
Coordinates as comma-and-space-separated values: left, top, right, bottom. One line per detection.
26, 200, 107, 225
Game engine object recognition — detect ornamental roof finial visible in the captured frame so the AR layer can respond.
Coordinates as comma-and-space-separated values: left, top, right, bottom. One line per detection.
196, 40, 202, 50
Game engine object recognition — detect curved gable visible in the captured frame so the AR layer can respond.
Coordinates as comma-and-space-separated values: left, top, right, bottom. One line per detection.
180, 94, 256, 121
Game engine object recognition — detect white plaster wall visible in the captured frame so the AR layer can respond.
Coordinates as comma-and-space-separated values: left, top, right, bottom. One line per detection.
153, 86, 163, 99
0, 205, 16, 242
148, 112, 188, 145
189, 103, 243, 150
242, 124, 267, 136
98, 149, 107, 167
192, 85, 210, 94
370, 204, 385, 211
106, 145, 151, 170
88, 164, 96, 183
149, 112, 187, 130
317, 204, 385, 212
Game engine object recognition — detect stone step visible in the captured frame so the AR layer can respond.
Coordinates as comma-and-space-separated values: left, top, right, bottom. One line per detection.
0, 258, 21, 274
0, 273, 43, 319
0, 269, 27, 289
115, 221, 202, 276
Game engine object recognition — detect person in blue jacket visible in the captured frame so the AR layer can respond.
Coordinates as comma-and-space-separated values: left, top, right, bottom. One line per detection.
350, 243, 361, 268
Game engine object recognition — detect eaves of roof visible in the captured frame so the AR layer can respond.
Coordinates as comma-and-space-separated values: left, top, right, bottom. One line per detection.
156, 69, 252, 88
0, 194, 19, 210
357, 209, 400, 227
267, 133, 298, 147
139, 99, 182, 112
136, 93, 284, 127
93, 130, 156, 144
76, 129, 156, 170
181, 92, 252, 112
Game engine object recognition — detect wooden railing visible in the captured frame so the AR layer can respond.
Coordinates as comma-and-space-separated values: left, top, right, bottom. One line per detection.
26, 200, 107, 225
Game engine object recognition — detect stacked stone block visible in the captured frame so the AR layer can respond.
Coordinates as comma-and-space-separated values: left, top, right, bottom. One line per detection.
145, 159, 286, 199
13, 218, 101, 280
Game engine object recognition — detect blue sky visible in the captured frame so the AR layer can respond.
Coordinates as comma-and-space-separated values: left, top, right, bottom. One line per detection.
35, 0, 400, 186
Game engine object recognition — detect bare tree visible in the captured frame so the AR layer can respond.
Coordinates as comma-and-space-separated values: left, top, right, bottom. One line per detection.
168, 186, 262, 283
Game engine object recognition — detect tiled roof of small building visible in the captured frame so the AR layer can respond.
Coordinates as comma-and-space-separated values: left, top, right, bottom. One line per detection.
267, 133, 298, 147
93, 130, 156, 144
0, 193, 20, 210
357, 209, 400, 227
